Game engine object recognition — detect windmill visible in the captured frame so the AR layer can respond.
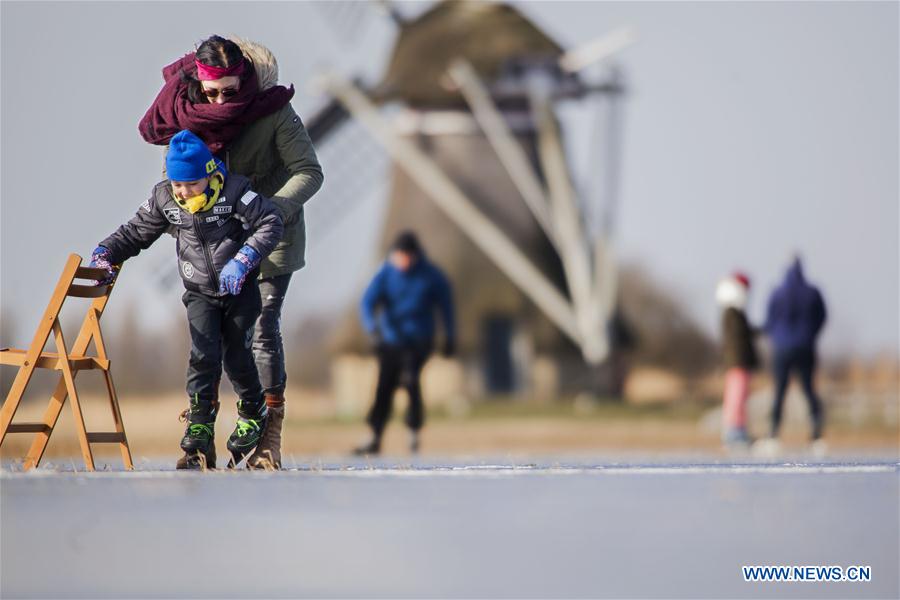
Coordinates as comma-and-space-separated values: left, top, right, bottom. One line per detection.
304, 1, 634, 395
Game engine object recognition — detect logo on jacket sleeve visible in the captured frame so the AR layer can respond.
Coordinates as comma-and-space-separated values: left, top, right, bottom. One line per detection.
164, 207, 183, 225
240, 191, 257, 206
182, 261, 194, 279
140, 199, 152, 213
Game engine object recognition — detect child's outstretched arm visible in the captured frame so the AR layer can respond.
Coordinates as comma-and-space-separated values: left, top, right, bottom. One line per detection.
97, 183, 171, 267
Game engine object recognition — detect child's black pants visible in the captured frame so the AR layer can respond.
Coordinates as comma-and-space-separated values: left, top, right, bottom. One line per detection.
182, 279, 264, 422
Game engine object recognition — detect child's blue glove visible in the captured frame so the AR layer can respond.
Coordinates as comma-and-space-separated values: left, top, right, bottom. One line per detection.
219, 245, 261, 295
88, 246, 118, 285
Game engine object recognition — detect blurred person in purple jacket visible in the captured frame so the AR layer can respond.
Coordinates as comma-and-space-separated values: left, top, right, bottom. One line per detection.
761, 257, 827, 452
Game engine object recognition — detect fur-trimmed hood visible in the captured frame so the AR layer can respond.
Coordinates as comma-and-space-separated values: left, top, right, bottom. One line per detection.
232, 36, 279, 91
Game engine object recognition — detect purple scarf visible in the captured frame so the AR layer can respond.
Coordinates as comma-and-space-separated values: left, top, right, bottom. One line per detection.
139, 53, 294, 154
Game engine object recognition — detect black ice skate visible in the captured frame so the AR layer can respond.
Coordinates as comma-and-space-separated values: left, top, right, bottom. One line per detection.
177, 422, 216, 470
226, 406, 268, 468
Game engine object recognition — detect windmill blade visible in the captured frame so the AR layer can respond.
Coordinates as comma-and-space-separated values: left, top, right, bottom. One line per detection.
306, 96, 352, 145
373, 0, 408, 27
587, 238, 618, 360
591, 66, 626, 240
559, 26, 636, 73
305, 120, 390, 250
448, 59, 559, 251
313, 1, 380, 44
531, 85, 606, 363
564, 64, 626, 244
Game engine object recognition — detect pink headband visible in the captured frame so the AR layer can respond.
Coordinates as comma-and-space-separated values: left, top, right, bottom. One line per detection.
195, 59, 245, 81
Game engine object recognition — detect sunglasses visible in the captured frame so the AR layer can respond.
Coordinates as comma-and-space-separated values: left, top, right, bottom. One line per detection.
201, 86, 239, 99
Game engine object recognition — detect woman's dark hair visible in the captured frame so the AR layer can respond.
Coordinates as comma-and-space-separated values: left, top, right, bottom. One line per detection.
182, 35, 246, 103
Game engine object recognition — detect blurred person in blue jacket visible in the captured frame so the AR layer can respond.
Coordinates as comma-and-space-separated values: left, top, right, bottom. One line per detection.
760, 257, 827, 454
355, 231, 456, 455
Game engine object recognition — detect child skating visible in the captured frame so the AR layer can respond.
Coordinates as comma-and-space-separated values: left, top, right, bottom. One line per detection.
90, 130, 283, 469
715, 272, 759, 450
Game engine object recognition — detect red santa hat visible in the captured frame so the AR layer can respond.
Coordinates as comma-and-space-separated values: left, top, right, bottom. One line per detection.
732, 271, 751, 289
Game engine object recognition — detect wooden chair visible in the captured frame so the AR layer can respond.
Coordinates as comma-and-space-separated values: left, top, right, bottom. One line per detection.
0, 253, 133, 471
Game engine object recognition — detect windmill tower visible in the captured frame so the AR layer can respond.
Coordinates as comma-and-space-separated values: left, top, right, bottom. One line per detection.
305, 1, 634, 399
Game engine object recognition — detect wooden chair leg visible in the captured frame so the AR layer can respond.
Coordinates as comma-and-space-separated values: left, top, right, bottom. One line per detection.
1, 381, 28, 447
103, 370, 133, 470
22, 375, 71, 471
53, 321, 95, 471
63, 373, 94, 471
1, 350, 45, 447
52, 324, 94, 471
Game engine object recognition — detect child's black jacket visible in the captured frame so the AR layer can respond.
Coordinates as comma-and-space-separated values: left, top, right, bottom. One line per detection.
101, 174, 283, 296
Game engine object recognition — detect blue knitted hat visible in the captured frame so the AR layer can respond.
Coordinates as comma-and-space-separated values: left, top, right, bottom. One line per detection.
166, 130, 218, 182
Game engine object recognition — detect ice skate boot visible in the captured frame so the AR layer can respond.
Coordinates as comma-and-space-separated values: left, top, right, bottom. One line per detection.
751, 437, 781, 459
722, 427, 751, 454
810, 438, 828, 458
177, 422, 216, 470
226, 402, 268, 468
352, 433, 381, 456
247, 397, 284, 470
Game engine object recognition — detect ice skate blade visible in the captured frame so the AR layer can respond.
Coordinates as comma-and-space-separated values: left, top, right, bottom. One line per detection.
247, 450, 280, 471
177, 451, 215, 471
226, 449, 253, 469
810, 439, 828, 458
352, 447, 381, 457
751, 438, 781, 459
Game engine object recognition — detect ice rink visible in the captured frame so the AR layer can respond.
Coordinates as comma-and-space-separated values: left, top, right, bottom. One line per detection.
2, 456, 898, 599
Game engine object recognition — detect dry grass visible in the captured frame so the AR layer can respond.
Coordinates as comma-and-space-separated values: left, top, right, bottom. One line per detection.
2, 387, 897, 464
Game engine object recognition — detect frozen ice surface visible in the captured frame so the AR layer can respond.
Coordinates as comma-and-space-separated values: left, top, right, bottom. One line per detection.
2, 455, 898, 598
